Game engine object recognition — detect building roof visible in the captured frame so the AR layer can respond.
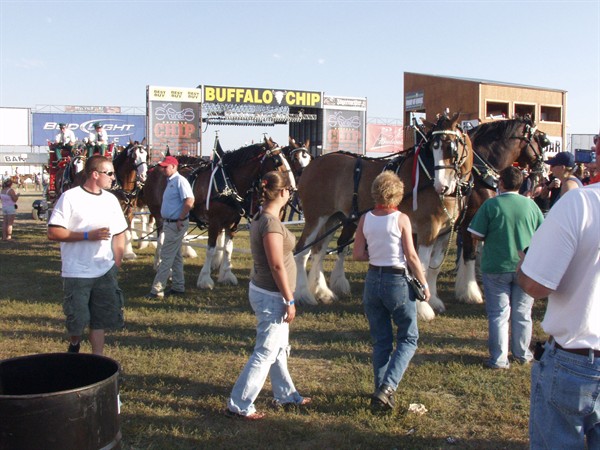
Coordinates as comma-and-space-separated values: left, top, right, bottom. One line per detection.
405, 72, 566, 94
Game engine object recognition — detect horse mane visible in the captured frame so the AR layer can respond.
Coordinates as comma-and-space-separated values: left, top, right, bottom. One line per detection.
176, 155, 205, 166
221, 142, 267, 168
468, 117, 534, 145
112, 143, 133, 167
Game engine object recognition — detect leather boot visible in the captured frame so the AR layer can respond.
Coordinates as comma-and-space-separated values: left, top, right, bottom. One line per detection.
372, 384, 395, 410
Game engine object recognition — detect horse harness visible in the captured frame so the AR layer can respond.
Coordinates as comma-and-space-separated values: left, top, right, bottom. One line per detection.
187, 147, 287, 229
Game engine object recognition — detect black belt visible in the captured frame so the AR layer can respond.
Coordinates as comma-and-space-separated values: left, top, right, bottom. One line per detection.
164, 216, 188, 223
368, 264, 406, 275
551, 337, 600, 357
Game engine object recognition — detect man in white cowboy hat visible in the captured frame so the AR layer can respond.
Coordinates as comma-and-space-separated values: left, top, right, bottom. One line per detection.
88, 122, 109, 157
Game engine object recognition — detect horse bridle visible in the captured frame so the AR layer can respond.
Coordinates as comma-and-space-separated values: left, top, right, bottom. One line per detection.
522, 124, 546, 175
430, 128, 472, 187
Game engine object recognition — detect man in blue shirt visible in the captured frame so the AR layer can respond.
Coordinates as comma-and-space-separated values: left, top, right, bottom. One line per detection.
468, 166, 544, 369
147, 156, 194, 298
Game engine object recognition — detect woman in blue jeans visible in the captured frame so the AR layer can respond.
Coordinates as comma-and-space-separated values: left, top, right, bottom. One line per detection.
353, 171, 430, 411
226, 171, 311, 420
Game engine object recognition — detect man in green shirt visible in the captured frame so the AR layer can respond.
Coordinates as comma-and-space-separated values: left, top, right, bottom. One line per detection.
468, 166, 544, 369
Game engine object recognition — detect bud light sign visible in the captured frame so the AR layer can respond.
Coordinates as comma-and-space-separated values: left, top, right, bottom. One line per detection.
32, 113, 146, 146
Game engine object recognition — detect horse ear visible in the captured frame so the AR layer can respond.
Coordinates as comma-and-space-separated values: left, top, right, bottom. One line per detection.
450, 111, 461, 124
288, 137, 295, 146
141, 137, 147, 146
304, 139, 310, 148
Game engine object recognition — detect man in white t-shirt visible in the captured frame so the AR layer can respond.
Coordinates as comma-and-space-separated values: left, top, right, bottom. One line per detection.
48, 155, 128, 355
518, 183, 600, 449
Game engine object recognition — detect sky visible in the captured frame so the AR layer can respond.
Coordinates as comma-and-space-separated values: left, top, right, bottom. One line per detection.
1, 0, 599, 154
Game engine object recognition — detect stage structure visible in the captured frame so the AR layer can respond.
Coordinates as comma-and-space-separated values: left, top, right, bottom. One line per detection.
199, 85, 367, 157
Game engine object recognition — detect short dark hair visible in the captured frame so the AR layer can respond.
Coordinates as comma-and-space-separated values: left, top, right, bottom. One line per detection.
85, 155, 110, 177
499, 166, 523, 191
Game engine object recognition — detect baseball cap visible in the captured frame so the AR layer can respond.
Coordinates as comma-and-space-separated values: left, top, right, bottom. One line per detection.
93, 122, 102, 128
58, 123, 66, 127
158, 155, 178, 167
545, 151, 575, 168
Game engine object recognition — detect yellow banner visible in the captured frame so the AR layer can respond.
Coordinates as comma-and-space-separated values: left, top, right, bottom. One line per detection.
147, 86, 202, 103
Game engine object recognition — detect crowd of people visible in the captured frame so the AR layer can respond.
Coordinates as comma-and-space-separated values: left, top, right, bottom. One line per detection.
34, 133, 599, 443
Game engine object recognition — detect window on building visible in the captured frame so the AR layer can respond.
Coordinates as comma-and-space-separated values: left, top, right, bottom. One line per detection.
486, 101, 509, 119
514, 103, 535, 121
540, 106, 562, 123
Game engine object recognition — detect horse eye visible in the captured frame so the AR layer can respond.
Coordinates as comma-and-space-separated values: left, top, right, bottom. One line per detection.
432, 141, 441, 150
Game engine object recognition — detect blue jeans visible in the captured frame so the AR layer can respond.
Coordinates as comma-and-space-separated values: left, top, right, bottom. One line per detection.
482, 272, 534, 368
530, 342, 600, 449
363, 269, 418, 392
228, 284, 304, 416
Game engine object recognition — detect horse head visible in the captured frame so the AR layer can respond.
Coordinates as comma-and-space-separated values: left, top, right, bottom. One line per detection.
260, 137, 297, 189
429, 112, 473, 195
131, 143, 149, 182
282, 137, 312, 179
513, 121, 549, 187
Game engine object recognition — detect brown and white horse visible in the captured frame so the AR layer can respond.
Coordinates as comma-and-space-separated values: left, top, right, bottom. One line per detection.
142, 138, 295, 289
294, 112, 473, 320
112, 140, 149, 259
455, 118, 549, 303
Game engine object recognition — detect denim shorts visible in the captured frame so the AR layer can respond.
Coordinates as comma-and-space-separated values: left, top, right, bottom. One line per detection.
2, 205, 16, 215
63, 264, 125, 335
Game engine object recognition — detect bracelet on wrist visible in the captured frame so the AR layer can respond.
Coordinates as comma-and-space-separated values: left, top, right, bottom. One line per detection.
83, 231, 88, 241
423, 282, 429, 290
283, 300, 295, 306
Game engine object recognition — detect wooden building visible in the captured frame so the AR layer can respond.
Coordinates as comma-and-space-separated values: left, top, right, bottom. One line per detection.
403, 72, 567, 154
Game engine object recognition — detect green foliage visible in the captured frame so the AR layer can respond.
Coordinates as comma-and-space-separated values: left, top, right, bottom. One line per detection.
0, 193, 547, 449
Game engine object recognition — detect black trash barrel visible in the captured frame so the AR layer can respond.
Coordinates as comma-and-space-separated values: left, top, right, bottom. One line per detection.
0, 353, 121, 450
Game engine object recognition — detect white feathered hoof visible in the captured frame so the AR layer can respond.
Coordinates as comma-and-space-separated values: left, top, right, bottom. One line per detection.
294, 286, 319, 306
460, 283, 484, 304
314, 285, 337, 305
330, 274, 351, 297
182, 245, 197, 258
417, 301, 436, 322
429, 296, 446, 314
123, 251, 137, 260
218, 270, 238, 286
197, 272, 215, 290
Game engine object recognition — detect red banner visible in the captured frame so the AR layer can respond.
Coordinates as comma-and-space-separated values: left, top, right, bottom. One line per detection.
366, 124, 404, 153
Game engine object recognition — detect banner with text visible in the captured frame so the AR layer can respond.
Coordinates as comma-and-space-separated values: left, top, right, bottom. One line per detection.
147, 86, 203, 159
203, 85, 322, 108
322, 96, 367, 154
366, 124, 404, 153
32, 113, 146, 146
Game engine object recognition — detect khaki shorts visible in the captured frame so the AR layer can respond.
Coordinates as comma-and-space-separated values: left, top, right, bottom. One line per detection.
63, 264, 125, 335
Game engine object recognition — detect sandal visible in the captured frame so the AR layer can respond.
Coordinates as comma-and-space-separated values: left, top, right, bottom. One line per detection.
223, 409, 266, 421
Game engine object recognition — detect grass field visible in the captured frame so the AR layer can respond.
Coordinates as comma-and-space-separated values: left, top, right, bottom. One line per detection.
0, 192, 547, 449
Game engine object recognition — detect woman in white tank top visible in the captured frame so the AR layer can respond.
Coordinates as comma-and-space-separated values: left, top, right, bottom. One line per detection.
353, 171, 430, 412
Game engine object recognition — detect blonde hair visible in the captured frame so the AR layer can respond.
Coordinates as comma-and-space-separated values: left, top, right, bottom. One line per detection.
371, 171, 404, 206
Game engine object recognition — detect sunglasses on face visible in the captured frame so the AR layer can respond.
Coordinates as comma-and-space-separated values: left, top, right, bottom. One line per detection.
97, 170, 115, 177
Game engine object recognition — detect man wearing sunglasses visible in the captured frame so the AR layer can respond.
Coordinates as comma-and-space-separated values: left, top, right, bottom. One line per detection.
48, 155, 128, 355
